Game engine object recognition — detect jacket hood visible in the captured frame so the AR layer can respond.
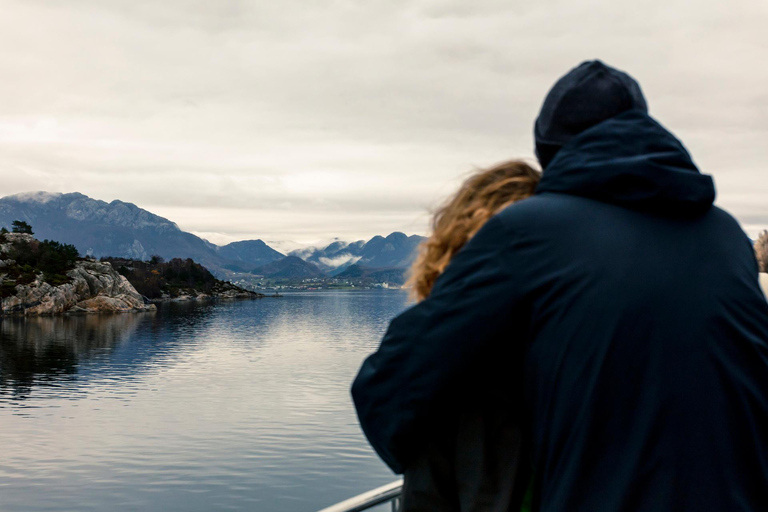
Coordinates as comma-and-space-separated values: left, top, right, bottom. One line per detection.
535, 110, 715, 216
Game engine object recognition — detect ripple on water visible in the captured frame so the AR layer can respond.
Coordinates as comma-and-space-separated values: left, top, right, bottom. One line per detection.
0, 291, 408, 512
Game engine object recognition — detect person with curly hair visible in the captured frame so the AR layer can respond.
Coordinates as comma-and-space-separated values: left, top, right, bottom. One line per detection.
402, 160, 539, 512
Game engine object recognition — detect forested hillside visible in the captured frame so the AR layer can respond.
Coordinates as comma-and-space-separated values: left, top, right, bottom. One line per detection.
102, 257, 260, 299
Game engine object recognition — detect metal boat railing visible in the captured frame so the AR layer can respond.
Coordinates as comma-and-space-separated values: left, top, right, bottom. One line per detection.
318, 480, 403, 512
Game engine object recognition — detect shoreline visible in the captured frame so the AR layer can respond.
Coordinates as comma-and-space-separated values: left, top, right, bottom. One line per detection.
147, 292, 282, 303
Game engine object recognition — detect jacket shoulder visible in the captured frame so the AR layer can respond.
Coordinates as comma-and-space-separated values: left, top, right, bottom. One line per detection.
706, 205, 750, 233
493, 193, 587, 229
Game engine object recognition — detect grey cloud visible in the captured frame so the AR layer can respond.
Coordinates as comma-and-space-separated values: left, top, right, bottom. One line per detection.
0, 0, 766, 242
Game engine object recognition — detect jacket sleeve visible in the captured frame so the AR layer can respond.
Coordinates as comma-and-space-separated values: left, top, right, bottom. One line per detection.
351, 215, 527, 473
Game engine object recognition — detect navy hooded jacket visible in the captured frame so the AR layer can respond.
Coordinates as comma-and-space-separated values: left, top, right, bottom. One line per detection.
352, 110, 768, 511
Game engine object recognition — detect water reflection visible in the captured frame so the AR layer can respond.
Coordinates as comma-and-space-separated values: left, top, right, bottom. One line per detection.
0, 292, 409, 512
0, 302, 222, 402
0, 314, 146, 399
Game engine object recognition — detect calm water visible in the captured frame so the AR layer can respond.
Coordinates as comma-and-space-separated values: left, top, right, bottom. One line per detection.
0, 290, 410, 512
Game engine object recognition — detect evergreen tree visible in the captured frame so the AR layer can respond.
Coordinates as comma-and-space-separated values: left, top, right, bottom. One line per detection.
11, 220, 33, 234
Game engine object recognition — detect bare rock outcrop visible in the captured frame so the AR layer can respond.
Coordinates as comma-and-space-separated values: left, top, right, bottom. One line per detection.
0, 232, 35, 252
1, 259, 156, 315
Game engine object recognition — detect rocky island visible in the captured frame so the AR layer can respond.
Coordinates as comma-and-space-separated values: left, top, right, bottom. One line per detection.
1, 231, 155, 315
1, 223, 264, 316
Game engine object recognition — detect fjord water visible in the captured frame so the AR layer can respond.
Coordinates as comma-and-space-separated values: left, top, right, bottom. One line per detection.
0, 291, 408, 512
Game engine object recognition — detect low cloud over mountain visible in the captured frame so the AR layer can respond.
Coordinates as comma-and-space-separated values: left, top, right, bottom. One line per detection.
290, 233, 424, 273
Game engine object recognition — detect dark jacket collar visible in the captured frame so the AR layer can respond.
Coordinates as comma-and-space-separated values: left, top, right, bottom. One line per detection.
535, 110, 715, 216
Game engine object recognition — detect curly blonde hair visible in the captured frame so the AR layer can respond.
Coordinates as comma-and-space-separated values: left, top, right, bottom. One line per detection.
407, 160, 540, 302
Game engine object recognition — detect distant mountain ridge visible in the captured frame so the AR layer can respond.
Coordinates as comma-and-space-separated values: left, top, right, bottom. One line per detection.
0, 191, 425, 279
218, 240, 285, 272
0, 192, 283, 276
0, 191, 210, 260
291, 233, 424, 273
336, 264, 410, 285
251, 256, 325, 279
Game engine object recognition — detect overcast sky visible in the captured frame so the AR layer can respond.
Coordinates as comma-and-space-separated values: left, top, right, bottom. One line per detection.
0, 0, 766, 245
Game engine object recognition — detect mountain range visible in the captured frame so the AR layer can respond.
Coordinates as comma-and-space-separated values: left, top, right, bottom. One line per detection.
251, 256, 326, 279
0, 192, 425, 280
289, 233, 424, 274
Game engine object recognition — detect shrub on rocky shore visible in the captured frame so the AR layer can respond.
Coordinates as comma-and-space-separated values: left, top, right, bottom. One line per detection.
1, 232, 81, 296
101, 256, 261, 300
1, 229, 155, 315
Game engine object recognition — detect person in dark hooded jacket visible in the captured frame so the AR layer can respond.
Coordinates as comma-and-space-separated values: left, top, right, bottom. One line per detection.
352, 60, 768, 511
